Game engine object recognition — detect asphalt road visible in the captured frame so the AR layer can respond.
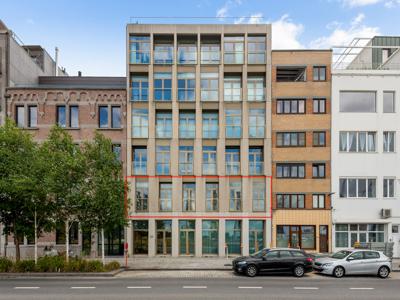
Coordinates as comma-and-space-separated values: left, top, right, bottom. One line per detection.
0, 273, 399, 300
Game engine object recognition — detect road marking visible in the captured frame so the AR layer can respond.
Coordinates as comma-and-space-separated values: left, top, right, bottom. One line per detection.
238, 286, 263, 289
127, 286, 152, 289
70, 287, 96, 289
294, 287, 319, 290
182, 286, 207, 289
14, 287, 40, 290
350, 288, 375, 290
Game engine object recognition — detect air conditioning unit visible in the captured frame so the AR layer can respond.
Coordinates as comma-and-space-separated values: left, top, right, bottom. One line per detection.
381, 209, 392, 219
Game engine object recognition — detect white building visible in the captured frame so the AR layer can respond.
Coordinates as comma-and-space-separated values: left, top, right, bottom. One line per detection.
332, 37, 400, 257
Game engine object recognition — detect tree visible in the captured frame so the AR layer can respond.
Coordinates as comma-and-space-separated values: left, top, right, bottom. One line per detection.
79, 132, 126, 265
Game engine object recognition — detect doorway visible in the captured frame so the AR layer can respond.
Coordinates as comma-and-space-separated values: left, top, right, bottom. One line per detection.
319, 225, 329, 253
179, 220, 195, 255
156, 220, 172, 255
392, 224, 400, 258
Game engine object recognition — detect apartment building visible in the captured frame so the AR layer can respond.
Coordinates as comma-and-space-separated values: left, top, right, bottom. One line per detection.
332, 37, 400, 257
3, 76, 127, 258
126, 24, 272, 257
271, 50, 332, 253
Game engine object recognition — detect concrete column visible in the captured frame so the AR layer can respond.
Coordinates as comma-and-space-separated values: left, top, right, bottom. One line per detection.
195, 219, 202, 257
219, 219, 226, 257
127, 221, 133, 256
242, 218, 249, 256
148, 219, 156, 257
266, 219, 272, 248
243, 177, 251, 212
172, 219, 179, 257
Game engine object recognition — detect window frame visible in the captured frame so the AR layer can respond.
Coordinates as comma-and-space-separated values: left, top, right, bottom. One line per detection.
28, 105, 37, 128
313, 66, 326, 81
313, 131, 326, 147
276, 194, 305, 209
276, 99, 306, 114
339, 178, 377, 198
312, 194, 325, 209
276, 163, 305, 179
276, 132, 306, 147
312, 163, 326, 179
313, 98, 326, 114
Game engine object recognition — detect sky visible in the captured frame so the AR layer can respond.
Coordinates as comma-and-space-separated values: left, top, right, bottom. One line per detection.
1, 0, 400, 76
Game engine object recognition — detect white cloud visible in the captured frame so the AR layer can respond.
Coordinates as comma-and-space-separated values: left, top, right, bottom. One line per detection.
26, 18, 35, 25
384, 0, 400, 7
341, 0, 382, 7
216, 5, 229, 18
216, 0, 245, 19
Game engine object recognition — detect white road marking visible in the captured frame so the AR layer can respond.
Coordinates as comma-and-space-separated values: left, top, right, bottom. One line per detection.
294, 287, 319, 290
127, 286, 152, 289
238, 286, 263, 289
182, 286, 207, 289
350, 287, 375, 290
70, 286, 96, 289
14, 287, 40, 290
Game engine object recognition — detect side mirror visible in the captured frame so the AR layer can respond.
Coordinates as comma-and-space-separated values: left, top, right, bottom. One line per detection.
347, 256, 355, 261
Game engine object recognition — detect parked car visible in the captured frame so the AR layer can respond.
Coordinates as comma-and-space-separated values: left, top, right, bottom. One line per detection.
313, 249, 392, 278
232, 248, 314, 277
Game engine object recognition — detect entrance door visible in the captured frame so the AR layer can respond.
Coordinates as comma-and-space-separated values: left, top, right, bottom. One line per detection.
180, 231, 195, 255
290, 226, 300, 248
319, 225, 329, 253
392, 224, 400, 258
157, 230, 172, 255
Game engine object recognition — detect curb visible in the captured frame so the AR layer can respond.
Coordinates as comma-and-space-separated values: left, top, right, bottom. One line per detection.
0, 268, 124, 278
124, 268, 231, 271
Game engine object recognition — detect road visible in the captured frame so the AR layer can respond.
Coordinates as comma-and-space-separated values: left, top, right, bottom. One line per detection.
0, 272, 399, 299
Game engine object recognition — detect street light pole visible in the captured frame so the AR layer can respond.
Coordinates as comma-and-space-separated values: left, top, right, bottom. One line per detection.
34, 208, 37, 264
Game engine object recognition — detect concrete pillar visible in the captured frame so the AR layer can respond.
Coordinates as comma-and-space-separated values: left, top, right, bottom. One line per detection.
195, 219, 202, 257
219, 219, 226, 257
148, 219, 156, 257
266, 219, 272, 248
242, 219, 249, 256
127, 221, 133, 256
172, 219, 179, 257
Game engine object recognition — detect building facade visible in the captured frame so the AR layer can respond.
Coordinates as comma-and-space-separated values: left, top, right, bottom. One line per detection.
126, 24, 272, 257
332, 37, 400, 257
271, 50, 332, 253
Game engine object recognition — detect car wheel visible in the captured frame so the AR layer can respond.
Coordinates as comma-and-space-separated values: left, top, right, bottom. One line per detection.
333, 266, 345, 278
293, 265, 305, 277
378, 266, 390, 279
245, 265, 258, 277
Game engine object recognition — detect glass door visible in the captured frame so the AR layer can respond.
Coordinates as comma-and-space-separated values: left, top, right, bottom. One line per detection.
156, 220, 172, 255
290, 226, 300, 248
179, 220, 195, 255
319, 225, 329, 253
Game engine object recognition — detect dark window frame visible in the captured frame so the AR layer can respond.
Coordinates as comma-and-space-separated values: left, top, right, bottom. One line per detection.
313, 131, 326, 147
276, 194, 306, 209
313, 66, 327, 81
312, 163, 326, 179
276, 163, 305, 179
69, 105, 79, 128
313, 98, 326, 114
56, 105, 66, 128
99, 105, 109, 128
276, 132, 306, 147
28, 105, 37, 128
111, 106, 122, 129
276, 99, 306, 115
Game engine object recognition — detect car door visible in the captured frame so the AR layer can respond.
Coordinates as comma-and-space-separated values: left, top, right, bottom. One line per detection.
362, 251, 381, 274
345, 251, 365, 274
278, 250, 294, 272
260, 250, 280, 272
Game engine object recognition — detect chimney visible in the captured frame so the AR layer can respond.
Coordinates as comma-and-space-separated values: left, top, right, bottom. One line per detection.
55, 47, 59, 76
78, 71, 82, 77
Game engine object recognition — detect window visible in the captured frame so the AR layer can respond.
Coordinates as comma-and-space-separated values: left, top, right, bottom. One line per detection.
224, 36, 244, 64
205, 183, 218, 211
249, 220, 264, 254
383, 131, 395, 152
383, 178, 395, 198
133, 147, 147, 175
178, 44, 197, 64
179, 220, 195, 255
201, 44, 220, 64
276, 67, 306, 82
339, 131, 376, 152
249, 147, 263, 175
364, 251, 380, 259
226, 147, 240, 175
179, 112, 195, 138
249, 109, 265, 138
129, 36, 150, 64
179, 146, 193, 175
224, 77, 241, 101
178, 73, 195, 101
69, 106, 79, 128
247, 76, 265, 101
203, 146, 217, 175
339, 178, 376, 198
276, 225, 315, 249
252, 182, 265, 212
154, 44, 173, 64
313, 66, 326, 81
335, 224, 384, 248
28, 106, 37, 128
312, 163, 325, 178
132, 109, 148, 138
111, 106, 121, 128
248, 36, 266, 64
202, 112, 218, 139
131, 76, 148, 101
276, 99, 305, 114
156, 145, 170, 175
313, 132, 326, 147
135, 181, 148, 212
225, 109, 241, 138
201, 73, 219, 101
16, 106, 25, 128
383, 91, 395, 113
156, 220, 172, 255
159, 183, 172, 211
112, 144, 121, 161
182, 183, 196, 212
156, 112, 172, 138
276, 163, 305, 178
56, 222, 79, 245
276, 194, 305, 209
313, 194, 325, 209
57, 105, 67, 128
339, 91, 376, 113
202, 220, 218, 254
229, 181, 242, 211
225, 220, 242, 255
154, 73, 172, 101
313, 98, 326, 113
132, 220, 148, 255
277, 132, 305, 147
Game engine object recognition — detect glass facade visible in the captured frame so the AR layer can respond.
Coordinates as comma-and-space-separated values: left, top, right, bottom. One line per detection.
249, 220, 264, 254
202, 220, 219, 255
129, 36, 150, 64
335, 224, 385, 248
133, 221, 148, 254
225, 220, 241, 254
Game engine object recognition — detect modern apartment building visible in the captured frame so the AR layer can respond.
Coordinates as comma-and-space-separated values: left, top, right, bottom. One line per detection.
271, 50, 332, 253
2, 76, 127, 258
332, 37, 400, 257
126, 24, 272, 257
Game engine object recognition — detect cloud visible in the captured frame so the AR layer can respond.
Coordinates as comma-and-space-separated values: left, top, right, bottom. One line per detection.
26, 18, 35, 25
384, 0, 400, 7
216, 0, 244, 19
216, 5, 229, 18
341, 0, 382, 7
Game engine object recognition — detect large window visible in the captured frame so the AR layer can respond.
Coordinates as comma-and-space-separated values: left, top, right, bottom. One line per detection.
203, 146, 217, 175
135, 181, 148, 212
178, 73, 195, 101
201, 44, 220, 64
335, 224, 385, 248
339, 131, 376, 152
69, 106, 79, 128
276, 194, 305, 209
277, 225, 315, 249
224, 77, 241, 102
57, 105, 67, 128
383, 178, 395, 198
182, 183, 196, 212
277, 132, 305, 147
131, 76, 148, 101
383, 131, 395, 152
249, 147, 263, 175
225, 220, 242, 255
178, 44, 197, 64
179, 146, 193, 175
202, 112, 218, 139
252, 182, 265, 212
154, 73, 172, 101
313, 98, 326, 114
202, 220, 219, 255
154, 44, 173, 64
339, 178, 376, 198
339, 91, 376, 113
27, 106, 37, 128
277, 99, 305, 114
156, 112, 172, 138
201, 73, 218, 101
249, 109, 265, 138
156, 145, 170, 175
205, 183, 218, 211
224, 36, 244, 64
226, 147, 240, 175
133, 221, 148, 255
383, 91, 395, 113
276, 163, 305, 178
312, 163, 325, 178
132, 109, 148, 138
248, 36, 266, 64
133, 147, 147, 175
111, 106, 121, 128
225, 109, 241, 138
313, 194, 325, 209
159, 183, 172, 211
16, 106, 25, 128
247, 76, 265, 101
313, 66, 326, 81
179, 112, 195, 138
179, 220, 195, 255
129, 36, 150, 64
156, 220, 172, 255
249, 220, 264, 254
229, 181, 242, 212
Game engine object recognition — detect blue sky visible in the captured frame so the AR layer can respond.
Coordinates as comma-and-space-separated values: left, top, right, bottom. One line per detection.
1, 0, 399, 76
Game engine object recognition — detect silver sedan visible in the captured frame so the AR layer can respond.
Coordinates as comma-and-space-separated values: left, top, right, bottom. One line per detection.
313, 249, 392, 278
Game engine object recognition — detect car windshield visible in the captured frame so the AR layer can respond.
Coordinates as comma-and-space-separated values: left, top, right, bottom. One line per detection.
330, 250, 352, 259
251, 249, 268, 258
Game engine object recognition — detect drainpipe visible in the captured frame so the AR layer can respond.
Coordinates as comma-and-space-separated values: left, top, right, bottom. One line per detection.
55, 47, 59, 76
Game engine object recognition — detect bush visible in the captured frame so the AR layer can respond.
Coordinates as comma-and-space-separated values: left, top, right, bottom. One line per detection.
86, 260, 104, 272
65, 258, 87, 272
0, 258, 13, 272
36, 256, 65, 272
104, 261, 120, 272
13, 260, 36, 272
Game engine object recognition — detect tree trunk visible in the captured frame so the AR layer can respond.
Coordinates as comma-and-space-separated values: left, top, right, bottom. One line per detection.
101, 228, 105, 266
14, 233, 21, 262
34, 210, 38, 264
65, 220, 69, 263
